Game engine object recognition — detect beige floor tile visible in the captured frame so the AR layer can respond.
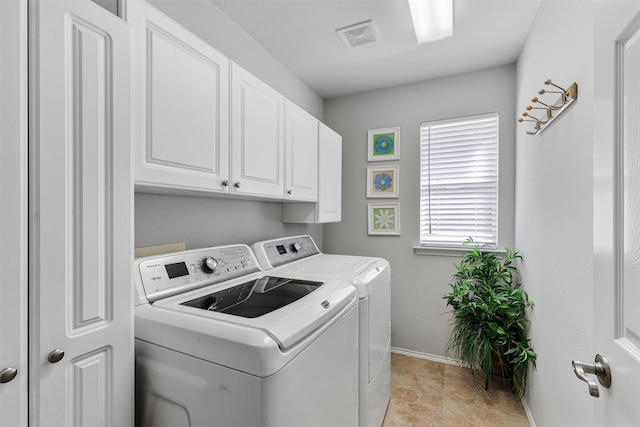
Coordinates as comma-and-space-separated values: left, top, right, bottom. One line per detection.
382, 353, 529, 427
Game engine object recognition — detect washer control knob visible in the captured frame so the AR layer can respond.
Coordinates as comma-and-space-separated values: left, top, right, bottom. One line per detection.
290, 242, 302, 253
201, 257, 218, 273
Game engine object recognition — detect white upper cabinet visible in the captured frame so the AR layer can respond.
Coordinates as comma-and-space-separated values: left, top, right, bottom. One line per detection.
284, 100, 318, 202
283, 122, 342, 223
316, 123, 342, 222
127, 3, 338, 204
230, 62, 285, 199
129, 0, 230, 195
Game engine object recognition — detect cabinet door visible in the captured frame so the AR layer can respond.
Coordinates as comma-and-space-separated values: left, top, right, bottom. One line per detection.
317, 123, 342, 223
31, 1, 133, 426
282, 123, 342, 224
0, 1, 27, 426
285, 100, 318, 201
129, 0, 230, 195
231, 62, 285, 199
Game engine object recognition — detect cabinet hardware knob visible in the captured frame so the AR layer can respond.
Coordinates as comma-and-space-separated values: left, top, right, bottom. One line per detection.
233, 182, 241, 189
287, 189, 292, 195
47, 349, 65, 364
0, 367, 17, 383
221, 180, 229, 187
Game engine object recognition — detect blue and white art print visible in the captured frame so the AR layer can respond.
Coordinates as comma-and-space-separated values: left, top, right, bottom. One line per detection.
368, 126, 400, 162
367, 165, 399, 198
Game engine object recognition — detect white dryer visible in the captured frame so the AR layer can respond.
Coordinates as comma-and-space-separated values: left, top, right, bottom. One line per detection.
133, 244, 359, 427
252, 235, 391, 427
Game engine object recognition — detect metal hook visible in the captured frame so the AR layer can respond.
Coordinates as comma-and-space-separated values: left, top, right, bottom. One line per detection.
544, 78, 567, 93
527, 104, 553, 119
532, 96, 561, 111
522, 111, 548, 124
539, 88, 569, 105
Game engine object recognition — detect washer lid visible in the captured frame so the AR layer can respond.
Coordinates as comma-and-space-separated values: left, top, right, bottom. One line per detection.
180, 276, 324, 318
152, 274, 357, 351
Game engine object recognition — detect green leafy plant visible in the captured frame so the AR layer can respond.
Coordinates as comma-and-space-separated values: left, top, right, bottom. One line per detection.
443, 238, 536, 398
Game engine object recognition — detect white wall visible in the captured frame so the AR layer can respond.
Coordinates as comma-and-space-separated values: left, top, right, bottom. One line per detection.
515, 1, 595, 425
134, 0, 325, 251
323, 65, 517, 358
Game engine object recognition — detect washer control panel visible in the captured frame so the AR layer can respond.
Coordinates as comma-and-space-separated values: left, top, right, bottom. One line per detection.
135, 244, 260, 303
252, 235, 320, 269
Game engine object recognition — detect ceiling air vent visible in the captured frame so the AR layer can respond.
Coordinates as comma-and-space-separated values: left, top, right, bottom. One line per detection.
336, 20, 379, 49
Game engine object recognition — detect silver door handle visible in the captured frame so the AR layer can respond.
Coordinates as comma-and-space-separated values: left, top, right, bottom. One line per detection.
572, 354, 611, 398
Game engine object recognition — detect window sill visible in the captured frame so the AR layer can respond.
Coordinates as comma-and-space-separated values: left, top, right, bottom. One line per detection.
413, 245, 507, 257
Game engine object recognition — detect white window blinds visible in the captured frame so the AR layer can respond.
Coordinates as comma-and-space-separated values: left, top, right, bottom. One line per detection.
419, 113, 499, 248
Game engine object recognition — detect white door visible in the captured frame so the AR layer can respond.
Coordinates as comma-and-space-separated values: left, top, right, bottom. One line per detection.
284, 99, 318, 201
0, 0, 28, 426
231, 62, 285, 199
128, 0, 230, 195
592, 1, 640, 425
30, 1, 133, 426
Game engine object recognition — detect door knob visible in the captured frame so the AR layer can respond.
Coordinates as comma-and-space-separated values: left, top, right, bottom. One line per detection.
47, 349, 65, 364
0, 367, 17, 383
572, 354, 611, 397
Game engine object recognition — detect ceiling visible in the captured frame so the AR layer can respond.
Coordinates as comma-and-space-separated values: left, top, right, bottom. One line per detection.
210, 0, 541, 99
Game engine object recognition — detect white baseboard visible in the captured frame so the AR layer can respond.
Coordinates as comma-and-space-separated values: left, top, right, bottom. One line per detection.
520, 396, 536, 427
391, 346, 535, 427
390, 346, 461, 366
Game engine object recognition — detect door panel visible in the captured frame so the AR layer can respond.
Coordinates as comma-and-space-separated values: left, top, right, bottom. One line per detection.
0, 0, 28, 426
593, 2, 640, 424
30, 1, 133, 426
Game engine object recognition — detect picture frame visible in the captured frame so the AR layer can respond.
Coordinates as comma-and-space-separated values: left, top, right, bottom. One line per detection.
367, 127, 400, 161
367, 165, 399, 198
367, 203, 401, 235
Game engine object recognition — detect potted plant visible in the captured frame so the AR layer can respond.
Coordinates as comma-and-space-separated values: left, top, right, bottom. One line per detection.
443, 238, 536, 398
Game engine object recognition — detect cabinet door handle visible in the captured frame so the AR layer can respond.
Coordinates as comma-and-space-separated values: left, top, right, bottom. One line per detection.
47, 349, 65, 364
287, 189, 292, 195
0, 367, 17, 383
233, 182, 241, 189
221, 180, 229, 187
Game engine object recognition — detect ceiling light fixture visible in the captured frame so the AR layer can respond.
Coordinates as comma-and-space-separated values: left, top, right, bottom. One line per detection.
407, 0, 453, 45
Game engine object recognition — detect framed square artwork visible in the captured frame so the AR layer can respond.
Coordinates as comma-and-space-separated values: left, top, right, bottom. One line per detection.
367, 203, 401, 235
367, 127, 400, 161
367, 165, 399, 198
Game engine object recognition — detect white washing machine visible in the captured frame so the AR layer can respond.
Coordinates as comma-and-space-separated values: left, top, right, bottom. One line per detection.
252, 235, 391, 427
133, 244, 359, 427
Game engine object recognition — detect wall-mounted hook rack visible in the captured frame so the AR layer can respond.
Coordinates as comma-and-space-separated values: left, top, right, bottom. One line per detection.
518, 79, 578, 135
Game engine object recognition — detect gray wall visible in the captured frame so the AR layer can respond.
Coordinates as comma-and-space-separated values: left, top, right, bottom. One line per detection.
135, 194, 322, 249
322, 64, 517, 358
515, 1, 595, 424
134, 0, 325, 251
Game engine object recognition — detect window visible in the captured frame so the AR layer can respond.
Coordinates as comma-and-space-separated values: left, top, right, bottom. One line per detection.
419, 113, 499, 249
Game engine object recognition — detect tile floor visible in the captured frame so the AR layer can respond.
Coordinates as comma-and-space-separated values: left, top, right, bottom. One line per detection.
382, 353, 530, 427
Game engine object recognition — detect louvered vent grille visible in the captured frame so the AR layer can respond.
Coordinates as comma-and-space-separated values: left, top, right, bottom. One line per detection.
336, 20, 379, 49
